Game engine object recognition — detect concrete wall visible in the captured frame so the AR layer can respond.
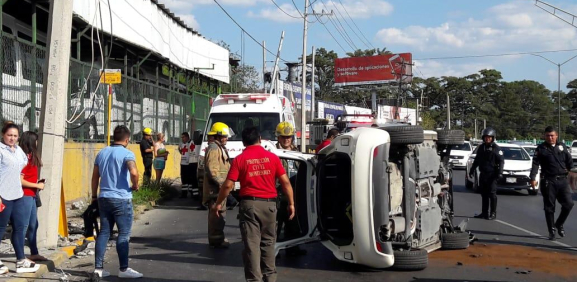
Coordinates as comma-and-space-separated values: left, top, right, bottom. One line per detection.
62, 142, 181, 202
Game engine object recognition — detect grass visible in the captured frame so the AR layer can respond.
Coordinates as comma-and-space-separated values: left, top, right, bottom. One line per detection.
133, 178, 175, 208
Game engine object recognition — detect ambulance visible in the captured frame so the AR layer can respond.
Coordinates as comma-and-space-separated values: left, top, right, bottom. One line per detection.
197, 92, 296, 190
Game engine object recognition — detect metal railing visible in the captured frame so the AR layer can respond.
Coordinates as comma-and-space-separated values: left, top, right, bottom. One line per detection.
1, 33, 217, 144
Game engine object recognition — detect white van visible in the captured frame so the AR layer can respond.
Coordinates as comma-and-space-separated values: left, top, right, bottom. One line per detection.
197, 92, 296, 189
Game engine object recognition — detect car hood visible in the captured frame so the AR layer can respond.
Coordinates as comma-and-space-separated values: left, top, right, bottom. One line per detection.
450, 150, 471, 157
503, 159, 532, 171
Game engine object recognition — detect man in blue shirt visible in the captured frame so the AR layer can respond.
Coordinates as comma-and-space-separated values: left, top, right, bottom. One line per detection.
91, 125, 143, 278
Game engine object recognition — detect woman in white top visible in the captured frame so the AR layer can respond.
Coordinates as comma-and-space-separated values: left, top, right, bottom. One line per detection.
153, 132, 169, 183
0, 122, 39, 274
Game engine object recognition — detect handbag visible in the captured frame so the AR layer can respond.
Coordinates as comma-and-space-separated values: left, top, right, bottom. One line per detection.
35, 190, 42, 208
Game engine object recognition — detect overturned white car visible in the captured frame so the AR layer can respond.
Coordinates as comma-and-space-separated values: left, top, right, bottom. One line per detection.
274, 126, 470, 270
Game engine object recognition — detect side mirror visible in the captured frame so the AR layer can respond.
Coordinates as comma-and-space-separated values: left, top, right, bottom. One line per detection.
193, 130, 203, 145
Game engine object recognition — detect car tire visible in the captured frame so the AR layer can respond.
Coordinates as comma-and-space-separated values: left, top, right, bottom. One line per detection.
437, 130, 465, 145
392, 248, 428, 271
385, 125, 424, 145
529, 189, 539, 196
441, 232, 470, 250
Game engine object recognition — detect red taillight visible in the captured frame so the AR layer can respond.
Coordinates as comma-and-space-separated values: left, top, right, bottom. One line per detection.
376, 242, 383, 253
373, 147, 379, 158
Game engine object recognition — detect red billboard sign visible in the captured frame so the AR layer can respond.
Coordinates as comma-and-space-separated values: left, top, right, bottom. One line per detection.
334, 53, 412, 87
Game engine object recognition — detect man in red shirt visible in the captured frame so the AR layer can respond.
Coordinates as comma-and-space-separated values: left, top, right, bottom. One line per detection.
213, 126, 294, 282
315, 128, 340, 153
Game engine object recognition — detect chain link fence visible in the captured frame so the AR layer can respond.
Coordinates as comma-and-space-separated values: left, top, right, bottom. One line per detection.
1, 32, 217, 145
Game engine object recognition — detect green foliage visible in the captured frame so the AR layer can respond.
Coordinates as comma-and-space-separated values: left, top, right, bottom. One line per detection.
133, 178, 175, 207
221, 64, 261, 93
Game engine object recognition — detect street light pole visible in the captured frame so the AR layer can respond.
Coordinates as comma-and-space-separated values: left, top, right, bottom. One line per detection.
531, 53, 577, 140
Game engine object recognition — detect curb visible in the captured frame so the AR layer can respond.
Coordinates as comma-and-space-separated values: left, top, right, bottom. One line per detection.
4, 250, 69, 281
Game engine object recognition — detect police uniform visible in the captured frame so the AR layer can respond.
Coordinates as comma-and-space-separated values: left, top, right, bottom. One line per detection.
203, 140, 231, 247
530, 141, 574, 238
227, 144, 287, 282
470, 142, 504, 219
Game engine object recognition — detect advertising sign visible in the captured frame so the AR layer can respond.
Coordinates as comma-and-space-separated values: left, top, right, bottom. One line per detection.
280, 81, 312, 138
317, 101, 345, 124
377, 105, 417, 125
100, 69, 122, 84
334, 53, 412, 87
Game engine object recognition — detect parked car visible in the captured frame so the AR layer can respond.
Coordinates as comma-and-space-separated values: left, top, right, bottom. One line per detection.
275, 126, 470, 270
571, 140, 577, 162
521, 145, 537, 158
449, 141, 473, 169
466, 143, 539, 195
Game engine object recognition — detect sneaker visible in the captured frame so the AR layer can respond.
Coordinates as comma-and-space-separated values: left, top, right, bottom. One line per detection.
118, 268, 143, 278
16, 259, 40, 273
94, 269, 111, 278
0, 261, 8, 275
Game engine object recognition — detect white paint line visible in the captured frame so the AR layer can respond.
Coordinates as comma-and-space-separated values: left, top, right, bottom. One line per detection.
495, 219, 575, 249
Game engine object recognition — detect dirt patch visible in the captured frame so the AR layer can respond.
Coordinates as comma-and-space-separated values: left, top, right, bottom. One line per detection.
430, 244, 577, 279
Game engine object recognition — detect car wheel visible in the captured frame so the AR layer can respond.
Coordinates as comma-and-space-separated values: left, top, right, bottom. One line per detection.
392, 248, 428, 271
529, 189, 539, 196
441, 232, 470, 250
384, 125, 424, 145
436, 130, 465, 145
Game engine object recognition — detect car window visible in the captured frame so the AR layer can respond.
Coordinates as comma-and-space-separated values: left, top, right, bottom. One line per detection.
572, 142, 577, 148
501, 147, 530, 161
206, 112, 280, 141
472, 146, 478, 154
523, 146, 536, 156
452, 143, 471, 151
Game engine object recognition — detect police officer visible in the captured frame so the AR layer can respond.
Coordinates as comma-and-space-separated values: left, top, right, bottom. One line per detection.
275, 122, 306, 257
203, 122, 232, 248
530, 126, 574, 240
213, 126, 295, 282
469, 127, 504, 220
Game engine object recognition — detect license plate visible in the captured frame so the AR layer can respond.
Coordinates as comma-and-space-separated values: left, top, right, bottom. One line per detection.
451, 160, 459, 163
506, 177, 517, 183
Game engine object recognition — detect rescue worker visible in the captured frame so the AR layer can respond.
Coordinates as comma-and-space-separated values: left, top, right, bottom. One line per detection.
179, 132, 196, 198
316, 128, 340, 152
213, 126, 295, 282
469, 127, 504, 220
275, 122, 306, 257
203, 122, 232, 248
139, 128, 154, 182
530, 126, 574, 240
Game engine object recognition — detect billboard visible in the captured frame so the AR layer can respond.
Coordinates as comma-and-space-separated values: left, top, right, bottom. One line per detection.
377, 105, 417, 125
334, 53, 412, 87
280, 81, 312, 138
317, 101, 345, 124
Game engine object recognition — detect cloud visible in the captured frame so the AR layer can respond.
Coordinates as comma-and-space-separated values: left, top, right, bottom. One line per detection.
375, 0, 577, 54
312, 0, 393, 19
414, 60, 495, 78
247, 3, 303, 23
179, 14, 201, 30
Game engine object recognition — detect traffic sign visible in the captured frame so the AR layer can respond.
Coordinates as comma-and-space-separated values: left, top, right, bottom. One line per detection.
100, 69, 122, 84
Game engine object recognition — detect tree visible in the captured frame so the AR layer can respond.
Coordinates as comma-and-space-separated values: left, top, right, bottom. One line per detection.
221, 64, 261, 93
305, 48, 338, 101
346, 48, 392, 57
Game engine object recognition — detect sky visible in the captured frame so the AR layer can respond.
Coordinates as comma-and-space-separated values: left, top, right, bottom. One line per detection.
160, 0, 577, 91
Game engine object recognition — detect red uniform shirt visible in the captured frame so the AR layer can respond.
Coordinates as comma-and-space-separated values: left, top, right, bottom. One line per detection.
316, 139, 332, 152
21, 154, 38, 197
227, 145, 286, 199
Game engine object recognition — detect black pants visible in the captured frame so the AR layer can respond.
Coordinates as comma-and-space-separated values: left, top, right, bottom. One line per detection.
479, 172, 498, 215
181, 163, 198, 197
143, 157, 153, 182
541, 177, 574, 228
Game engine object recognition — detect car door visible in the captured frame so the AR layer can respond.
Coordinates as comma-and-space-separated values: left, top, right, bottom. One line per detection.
274, 151, 320, 253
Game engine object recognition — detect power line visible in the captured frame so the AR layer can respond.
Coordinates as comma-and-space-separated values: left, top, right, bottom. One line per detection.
270, 0, 302, 19
313, 13, 347, 53
290, 0, 316, 23
330, 0, 371, 49
415, 48, 577, 60
337, 0, 374, 49
213, 0, 289, 62
319, 0, 357, 50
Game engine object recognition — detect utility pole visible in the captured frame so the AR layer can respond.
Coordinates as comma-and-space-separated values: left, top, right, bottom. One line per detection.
262, 41, 266, 90
311, 46, 316, 120
269, 31, 284, 95
299, 2, 331, 152
484, 119, 486, 129
475, 119, 478, 140
447, 94, 451, 130
37, 0, 74, 248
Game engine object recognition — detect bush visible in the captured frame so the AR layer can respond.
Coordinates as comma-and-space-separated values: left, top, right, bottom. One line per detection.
133, 178, 175, 207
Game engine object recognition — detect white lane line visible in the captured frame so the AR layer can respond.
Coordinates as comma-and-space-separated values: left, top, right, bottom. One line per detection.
495, 219, 575, 249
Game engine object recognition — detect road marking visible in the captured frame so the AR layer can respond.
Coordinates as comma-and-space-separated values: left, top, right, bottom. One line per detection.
495, 219, 575, 250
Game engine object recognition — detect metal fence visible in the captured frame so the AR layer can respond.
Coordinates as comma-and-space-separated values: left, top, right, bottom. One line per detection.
1, 32, 217, 145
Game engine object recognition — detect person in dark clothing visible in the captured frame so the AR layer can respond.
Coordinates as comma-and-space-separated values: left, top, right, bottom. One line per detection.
469, 127, 504, 220
140, 128, 154, 182
530, 126, 574, 240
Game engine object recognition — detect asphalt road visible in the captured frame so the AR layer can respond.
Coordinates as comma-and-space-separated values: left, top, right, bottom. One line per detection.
55, 170, 577, 282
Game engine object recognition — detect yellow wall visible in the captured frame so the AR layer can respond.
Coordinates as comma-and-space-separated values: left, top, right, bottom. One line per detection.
62, 142, 182, 202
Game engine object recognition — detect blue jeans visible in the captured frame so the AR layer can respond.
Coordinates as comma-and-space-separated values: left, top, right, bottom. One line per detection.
95, 198, 133, 270
11, 196, 39, 255
0, 196, 32, 260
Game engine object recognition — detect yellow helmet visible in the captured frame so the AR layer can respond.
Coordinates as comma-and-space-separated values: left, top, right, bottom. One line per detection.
143, 127, 153, 136
208, 122, 231, 137
275, 121, 295, 137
